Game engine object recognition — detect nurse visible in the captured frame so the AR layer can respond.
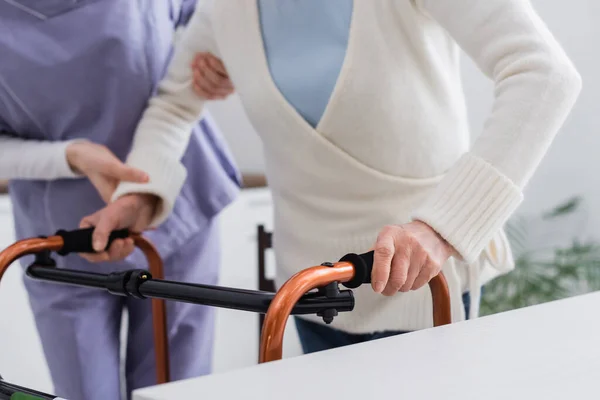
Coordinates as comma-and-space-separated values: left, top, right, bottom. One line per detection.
0, 1, 239, 399
84, 0, 581, 354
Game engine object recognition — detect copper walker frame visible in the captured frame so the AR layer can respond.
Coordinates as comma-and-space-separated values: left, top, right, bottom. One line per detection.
0, 228, 451, 399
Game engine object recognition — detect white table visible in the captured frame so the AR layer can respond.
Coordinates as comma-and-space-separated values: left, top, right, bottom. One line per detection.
134, 292, 600, 400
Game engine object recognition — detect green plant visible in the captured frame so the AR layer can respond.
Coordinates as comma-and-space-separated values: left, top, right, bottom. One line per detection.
480, 197, 600, 315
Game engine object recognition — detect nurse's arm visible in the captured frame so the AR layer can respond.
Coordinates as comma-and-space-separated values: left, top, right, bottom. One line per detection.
410, 0, 582, 263
0, 135, 80, 180
110, 1, 219, 227
0, 136, 147, 199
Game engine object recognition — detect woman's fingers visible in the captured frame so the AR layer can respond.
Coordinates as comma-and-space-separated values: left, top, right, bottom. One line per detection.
107, 238, 134, 261
371, 223, 450, 296
198, 57, 229, 87
194, 52, 231, 81
79, 212, 111, 261
399, 246, 427, 292
80, 206, 122, 253
398, 263, 421, 293
382, 243, 410, 296
121, 238, 136, 259
205, 53, 230, 78
192, 69, 222, 98
207, 60, 234, 91
412, 260, 439, 290
79, 241, 126, 263
78, 218, 134, 263
191, 53, 234, 99
79, 252, 110, 263
193, 68, 232, 98
371, 226, 396, 293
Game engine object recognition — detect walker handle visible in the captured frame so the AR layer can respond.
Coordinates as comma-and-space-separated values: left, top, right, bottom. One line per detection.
339, 249, 452, 327
338, 251, 374, 288
55, 228, 130, 255
260, 250, 453, 363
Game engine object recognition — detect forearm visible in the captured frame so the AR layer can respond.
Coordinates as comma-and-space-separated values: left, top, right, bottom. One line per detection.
0, 136, 81, 180
112, 1, 218, 226
412, 0, 582, 262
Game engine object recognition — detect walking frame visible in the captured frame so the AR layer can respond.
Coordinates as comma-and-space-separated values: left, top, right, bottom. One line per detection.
0, 228, 451, 399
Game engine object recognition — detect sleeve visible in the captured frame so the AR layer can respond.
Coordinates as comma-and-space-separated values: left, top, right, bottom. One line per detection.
111, 0, 218, 227
0, 134, 82, 180
176, 0, 198, 27
410, 0, 582, 263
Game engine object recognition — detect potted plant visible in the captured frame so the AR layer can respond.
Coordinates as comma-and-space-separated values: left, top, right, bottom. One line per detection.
480, 197, 600, 315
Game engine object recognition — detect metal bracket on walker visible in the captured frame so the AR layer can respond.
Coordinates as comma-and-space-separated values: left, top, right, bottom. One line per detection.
317, 262, 341, 324
31, 252, 151, 300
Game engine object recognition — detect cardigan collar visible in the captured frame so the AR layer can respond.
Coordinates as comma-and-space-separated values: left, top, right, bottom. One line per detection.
214, 0, 360, 137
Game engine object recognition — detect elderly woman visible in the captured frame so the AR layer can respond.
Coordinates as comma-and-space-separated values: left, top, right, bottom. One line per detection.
85, 0, 581, 354
0, 1, 239, 399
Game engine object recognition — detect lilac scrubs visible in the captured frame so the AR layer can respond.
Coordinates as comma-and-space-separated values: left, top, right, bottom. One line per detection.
0, 1, 239, 399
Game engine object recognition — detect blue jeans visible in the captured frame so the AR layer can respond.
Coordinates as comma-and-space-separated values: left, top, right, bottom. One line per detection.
295, 292, 473, 354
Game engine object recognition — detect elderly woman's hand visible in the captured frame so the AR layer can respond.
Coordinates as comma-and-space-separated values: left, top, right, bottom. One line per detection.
371, 221, 455, 295
78, 193, 158, 262
66, 141, 149, 203
191, 52, 234, 100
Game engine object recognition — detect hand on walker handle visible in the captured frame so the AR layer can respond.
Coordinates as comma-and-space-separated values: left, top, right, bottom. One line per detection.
66, 141, 149, 203
191, 52, 235, 100
78, 194, 158, 262
371, 221, 455, 295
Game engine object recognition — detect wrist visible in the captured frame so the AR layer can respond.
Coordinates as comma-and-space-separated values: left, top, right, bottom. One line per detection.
65, 140, 89, 175
411, 220, 457, 259
122, 193, 159, 213
123, 192, 158, 205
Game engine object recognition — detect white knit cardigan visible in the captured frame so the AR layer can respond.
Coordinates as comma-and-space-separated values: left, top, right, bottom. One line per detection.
110, 0, 581, 332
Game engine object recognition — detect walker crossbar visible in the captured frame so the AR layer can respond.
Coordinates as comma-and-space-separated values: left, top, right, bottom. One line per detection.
25, 264, 355, 316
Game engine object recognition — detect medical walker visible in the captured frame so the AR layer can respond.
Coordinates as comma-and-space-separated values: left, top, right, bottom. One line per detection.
0, 228, 451, 399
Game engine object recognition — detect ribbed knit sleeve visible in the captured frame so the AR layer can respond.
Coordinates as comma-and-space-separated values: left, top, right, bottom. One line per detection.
411, 0, 582, 262
111, 0, 218, 227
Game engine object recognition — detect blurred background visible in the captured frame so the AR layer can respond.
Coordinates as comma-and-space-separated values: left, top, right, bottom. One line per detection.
1, 0, 598, 394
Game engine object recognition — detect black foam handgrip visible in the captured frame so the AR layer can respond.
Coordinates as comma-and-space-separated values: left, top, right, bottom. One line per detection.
339, 250, 374, 289
55, 228, 130, 256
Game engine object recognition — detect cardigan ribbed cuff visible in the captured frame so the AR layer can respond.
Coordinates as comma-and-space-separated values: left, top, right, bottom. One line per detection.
412, 153, 523, 264
111, 150, 187, 228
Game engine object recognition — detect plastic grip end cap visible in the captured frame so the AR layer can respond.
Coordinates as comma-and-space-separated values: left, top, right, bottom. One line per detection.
339, 251, 373, 289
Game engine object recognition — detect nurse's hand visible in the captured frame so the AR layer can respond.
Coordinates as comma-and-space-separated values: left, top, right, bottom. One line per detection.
371, 221, 455, 295
191, 52, 234, 100
66, 141, 149, 203
78, 194, 158, 262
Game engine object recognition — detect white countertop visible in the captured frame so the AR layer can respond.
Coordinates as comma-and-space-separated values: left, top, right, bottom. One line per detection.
134, 292, 600, 400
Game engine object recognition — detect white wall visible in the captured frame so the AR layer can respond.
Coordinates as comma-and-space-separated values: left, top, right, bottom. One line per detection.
207, 0, 600, 238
